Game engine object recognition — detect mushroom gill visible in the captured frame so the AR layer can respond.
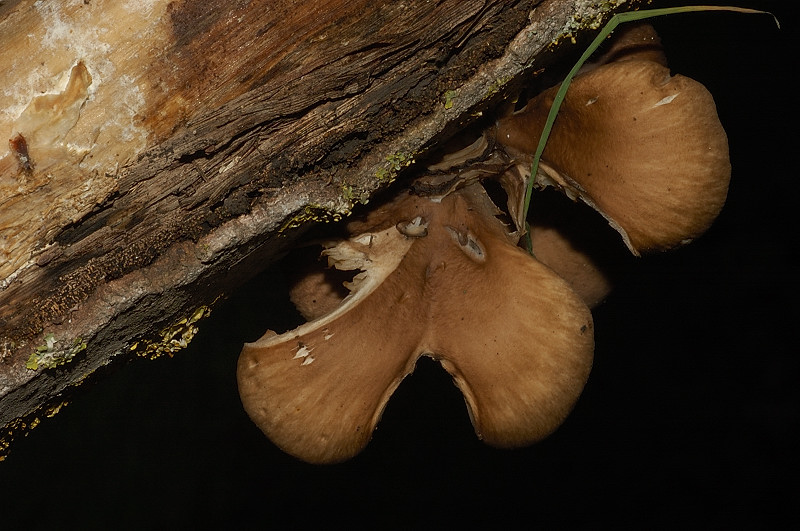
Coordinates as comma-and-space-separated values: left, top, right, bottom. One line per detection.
238, 182, 593, 463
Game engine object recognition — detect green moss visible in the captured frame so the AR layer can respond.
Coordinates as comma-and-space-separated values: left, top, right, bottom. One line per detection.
280, 152, 417, 234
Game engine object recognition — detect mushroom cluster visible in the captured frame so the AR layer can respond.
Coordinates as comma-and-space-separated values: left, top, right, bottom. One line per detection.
238, 25, 731, 463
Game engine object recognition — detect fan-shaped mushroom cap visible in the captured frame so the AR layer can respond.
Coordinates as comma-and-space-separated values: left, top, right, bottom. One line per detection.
497, 59, 730, 254
238, 183, 593, 463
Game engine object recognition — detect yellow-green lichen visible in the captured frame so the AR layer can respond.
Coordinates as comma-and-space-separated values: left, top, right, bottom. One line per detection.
1, 418, 28, 461
485, 75, 513, 100
386, 152, 415, 172
443, 89, 458, 109
341, 183, 370, 206
132, 305, 212, 360
375, 151, 416, 184
25, 334, 87, 371
278, 204, 347, 233
555, 0, 631, 45
282, 153, 417, 233
0, 400, 70, 462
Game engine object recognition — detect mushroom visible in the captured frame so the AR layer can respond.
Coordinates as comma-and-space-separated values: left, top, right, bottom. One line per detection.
496, 24, 730, 255
496, 64, 730, 255
238, 24, 732, 463
238, 181, 594, 464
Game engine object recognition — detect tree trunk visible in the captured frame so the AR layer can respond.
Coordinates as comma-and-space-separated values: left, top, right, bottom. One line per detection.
0, 0, 645, 455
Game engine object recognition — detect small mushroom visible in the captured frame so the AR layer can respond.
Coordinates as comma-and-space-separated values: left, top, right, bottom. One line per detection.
238, 182, 593, 463
496, 32, 730, 254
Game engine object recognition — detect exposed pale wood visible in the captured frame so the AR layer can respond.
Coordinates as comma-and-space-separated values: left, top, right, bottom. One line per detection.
0, 0, 645, 454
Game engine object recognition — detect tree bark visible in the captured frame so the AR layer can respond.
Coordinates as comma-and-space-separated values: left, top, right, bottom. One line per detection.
0, 0, 644, 455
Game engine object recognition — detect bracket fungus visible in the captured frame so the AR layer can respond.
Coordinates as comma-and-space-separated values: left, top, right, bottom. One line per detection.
238, 25, 732, 463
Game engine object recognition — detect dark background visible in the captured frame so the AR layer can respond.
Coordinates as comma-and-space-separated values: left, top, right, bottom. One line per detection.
1, 1, 796, 528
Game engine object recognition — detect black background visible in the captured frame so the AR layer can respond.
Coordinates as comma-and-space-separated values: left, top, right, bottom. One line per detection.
1, 1, 796, 528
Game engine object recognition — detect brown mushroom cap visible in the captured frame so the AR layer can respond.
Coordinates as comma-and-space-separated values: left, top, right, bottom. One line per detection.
531, 223, 613, 307
238, 183, 593, 463
587, 23, 667, 69
528, 189, 634, 308
497, 59, 730, 254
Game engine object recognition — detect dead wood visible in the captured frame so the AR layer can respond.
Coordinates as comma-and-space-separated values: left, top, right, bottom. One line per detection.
0, 0, 645, 456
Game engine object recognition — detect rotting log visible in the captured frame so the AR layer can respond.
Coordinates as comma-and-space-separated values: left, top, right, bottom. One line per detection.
0, 0, 647, 456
